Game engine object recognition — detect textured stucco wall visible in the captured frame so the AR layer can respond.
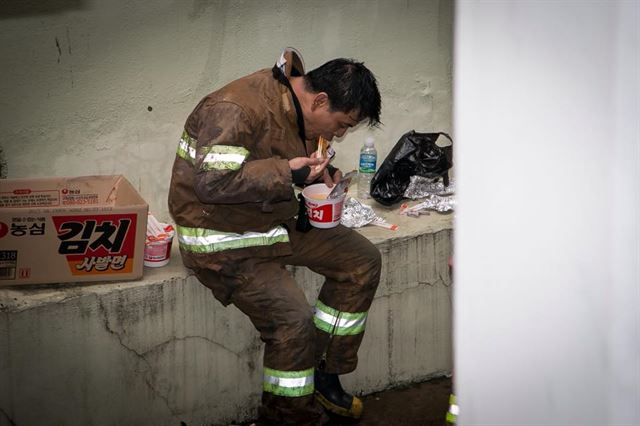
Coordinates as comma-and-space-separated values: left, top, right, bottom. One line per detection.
0, 0, 453, 220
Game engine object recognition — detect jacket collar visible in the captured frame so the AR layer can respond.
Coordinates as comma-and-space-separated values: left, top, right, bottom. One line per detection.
275, 47, 305, 78
273, 47, 307, 144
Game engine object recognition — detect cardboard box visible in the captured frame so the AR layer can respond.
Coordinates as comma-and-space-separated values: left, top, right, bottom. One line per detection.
0, 175, 148, 286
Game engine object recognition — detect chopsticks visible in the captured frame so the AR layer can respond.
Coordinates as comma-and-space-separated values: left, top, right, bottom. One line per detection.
317, 136, 328, 158
315, 136, 329, 171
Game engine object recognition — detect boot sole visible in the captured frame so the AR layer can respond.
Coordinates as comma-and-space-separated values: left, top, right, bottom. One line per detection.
315, 391, 363, 419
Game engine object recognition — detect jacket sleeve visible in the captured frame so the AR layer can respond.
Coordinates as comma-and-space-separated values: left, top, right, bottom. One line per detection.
191, 101, 294, 204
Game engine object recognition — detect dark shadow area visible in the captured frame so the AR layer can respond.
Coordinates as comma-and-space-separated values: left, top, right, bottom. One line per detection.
0, 0, 86, 19
340, 376, 452, 426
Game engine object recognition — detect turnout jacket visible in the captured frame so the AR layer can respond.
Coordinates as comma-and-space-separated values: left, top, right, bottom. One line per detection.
168, 48, 317, 267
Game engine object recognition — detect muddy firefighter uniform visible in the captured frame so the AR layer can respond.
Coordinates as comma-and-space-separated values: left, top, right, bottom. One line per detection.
168, 48, 381, 425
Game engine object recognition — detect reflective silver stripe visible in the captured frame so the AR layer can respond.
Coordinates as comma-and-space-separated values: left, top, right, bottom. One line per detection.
263, 367, 314, 397
176, 131, 197, 163
314, 309, 367, 331
177, 225, 289, 253
200, 145, 249, 171
203, 152, 246, 165
313, 300, 368, 336
446, 393, 458, 423
264, 374, 313, 389
179, 139, 196, 160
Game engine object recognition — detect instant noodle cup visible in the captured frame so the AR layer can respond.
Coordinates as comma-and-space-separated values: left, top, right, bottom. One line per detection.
144, 229, 174, 267
301, 183, 346, 229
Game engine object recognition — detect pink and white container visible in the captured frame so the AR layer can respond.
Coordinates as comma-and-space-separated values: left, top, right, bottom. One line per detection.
143, 234, 174, 267
144, 214, 175, 268
301, 183, 347, 229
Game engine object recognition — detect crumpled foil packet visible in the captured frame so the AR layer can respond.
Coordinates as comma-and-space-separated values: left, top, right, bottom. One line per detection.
341, 197, 398, 230
341, 197, 376, 228
403, 175, 455, 199
399, 194, 456, 216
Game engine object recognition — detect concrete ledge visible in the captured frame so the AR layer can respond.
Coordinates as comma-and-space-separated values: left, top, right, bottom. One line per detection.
0, 206, 453, 426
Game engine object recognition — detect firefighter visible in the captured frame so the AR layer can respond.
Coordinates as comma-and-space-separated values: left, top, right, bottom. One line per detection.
168, 47, 382, 425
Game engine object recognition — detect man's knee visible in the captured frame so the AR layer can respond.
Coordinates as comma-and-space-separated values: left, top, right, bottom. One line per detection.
359, 242, 382, 286
272, 305, 316, 345
369, 245, 382, 271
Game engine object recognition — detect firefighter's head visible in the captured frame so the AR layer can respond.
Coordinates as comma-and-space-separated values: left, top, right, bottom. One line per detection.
291, 58, 382, 141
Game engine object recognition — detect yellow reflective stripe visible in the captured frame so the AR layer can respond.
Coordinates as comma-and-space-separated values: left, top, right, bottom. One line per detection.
176, 130, 197, 162
313, 300, 368, 336
446, 394, 458, 423
263, 367, 314, 397
200, 145, 249, 171
176, 132, 249, 172
202, 152, 246, 169
178, 139, 196, 160
177, 225, 289, 253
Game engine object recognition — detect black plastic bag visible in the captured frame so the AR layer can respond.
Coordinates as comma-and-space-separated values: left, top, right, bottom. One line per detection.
370, 131, 453, 206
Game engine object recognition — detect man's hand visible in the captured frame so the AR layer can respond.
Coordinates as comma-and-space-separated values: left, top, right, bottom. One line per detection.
322, 167, 342, 188
288, 156, 319, 171
309, 151, 331, 183
289, 154, 330, 185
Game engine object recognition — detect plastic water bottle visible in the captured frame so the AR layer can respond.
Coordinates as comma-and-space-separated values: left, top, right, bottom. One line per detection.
358, 137, 377, 199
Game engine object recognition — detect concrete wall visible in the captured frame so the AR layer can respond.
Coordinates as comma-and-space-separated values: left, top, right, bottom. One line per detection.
0, 0, 453, 221
454, 1, 640, 425
0, 216, 453, 426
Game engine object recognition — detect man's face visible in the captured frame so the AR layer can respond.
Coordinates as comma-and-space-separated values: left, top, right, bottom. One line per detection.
305, 98, 360, 141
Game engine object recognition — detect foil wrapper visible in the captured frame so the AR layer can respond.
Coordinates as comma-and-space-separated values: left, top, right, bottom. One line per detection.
403, 175, 455, 199
400, 194, 456, 216
340, 197, 378, 228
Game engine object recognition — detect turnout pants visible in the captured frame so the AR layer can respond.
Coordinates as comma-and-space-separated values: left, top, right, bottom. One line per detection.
191, 224, 381, 425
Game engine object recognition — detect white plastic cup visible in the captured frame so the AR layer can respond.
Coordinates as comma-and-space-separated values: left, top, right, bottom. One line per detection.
144, 233, 174, 267
301, 183, 347, 229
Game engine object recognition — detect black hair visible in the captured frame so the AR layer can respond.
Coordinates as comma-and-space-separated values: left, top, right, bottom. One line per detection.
304, 58, 382, 127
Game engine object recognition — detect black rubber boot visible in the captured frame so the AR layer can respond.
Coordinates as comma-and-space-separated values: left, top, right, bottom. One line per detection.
314, 369, 364, 419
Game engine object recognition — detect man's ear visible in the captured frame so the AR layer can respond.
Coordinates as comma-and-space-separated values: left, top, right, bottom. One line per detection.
311, 92, 329, 111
